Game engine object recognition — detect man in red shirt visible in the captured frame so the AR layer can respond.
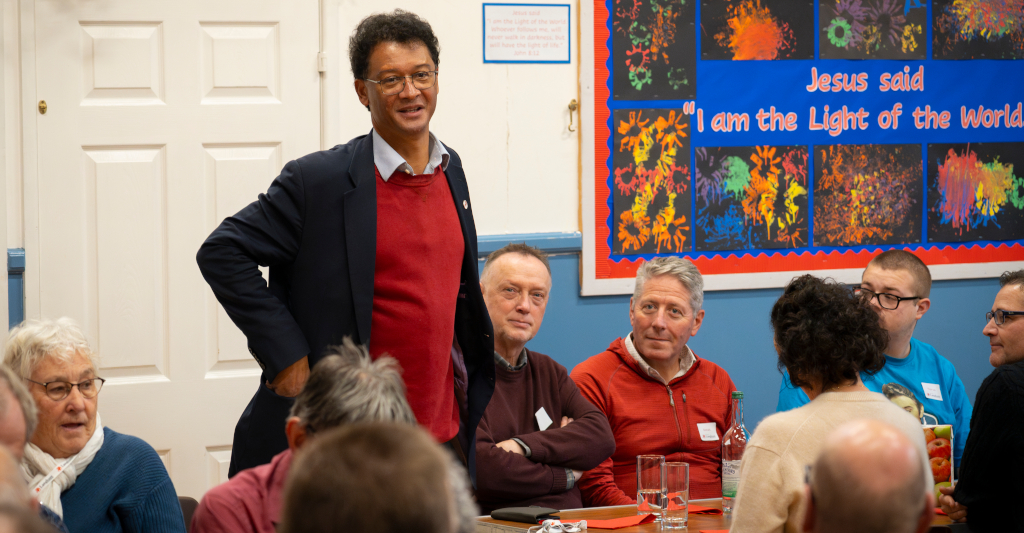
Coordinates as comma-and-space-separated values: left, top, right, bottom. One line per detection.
474, 244, 613, 513
197, 9, 493, 477
190, 339, 417, 533
571, 257, 736, 505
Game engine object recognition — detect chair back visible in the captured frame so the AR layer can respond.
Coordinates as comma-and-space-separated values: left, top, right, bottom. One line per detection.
178, 496, 199, 532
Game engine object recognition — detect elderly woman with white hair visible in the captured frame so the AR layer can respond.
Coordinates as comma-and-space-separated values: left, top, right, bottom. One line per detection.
4, 318, 186, 533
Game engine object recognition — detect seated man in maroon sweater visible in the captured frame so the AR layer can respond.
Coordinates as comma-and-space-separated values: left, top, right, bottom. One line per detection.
474, 244, 615, 513
190, 339, 419, 533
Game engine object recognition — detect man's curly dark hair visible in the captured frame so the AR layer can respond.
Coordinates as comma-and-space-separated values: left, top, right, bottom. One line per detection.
771, 274, 888, 392
349, 10, 441, 80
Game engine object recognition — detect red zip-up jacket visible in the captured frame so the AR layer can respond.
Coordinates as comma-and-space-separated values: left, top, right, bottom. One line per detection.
570, 338, 736, 506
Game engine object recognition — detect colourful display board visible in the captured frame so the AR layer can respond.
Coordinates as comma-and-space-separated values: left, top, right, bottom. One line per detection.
580, 0, 1024, 294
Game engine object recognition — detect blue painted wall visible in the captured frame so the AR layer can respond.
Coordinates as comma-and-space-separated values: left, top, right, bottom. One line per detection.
481, 253, 1001, 431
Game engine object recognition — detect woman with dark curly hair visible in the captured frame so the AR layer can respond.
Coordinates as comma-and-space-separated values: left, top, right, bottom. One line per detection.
729, 275, 933, 533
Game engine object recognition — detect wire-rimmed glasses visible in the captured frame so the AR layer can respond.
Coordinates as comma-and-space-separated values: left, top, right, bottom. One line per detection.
363, 70, 438, 96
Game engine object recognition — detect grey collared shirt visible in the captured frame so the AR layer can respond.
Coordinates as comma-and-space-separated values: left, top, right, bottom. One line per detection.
372, 129, 450, 179
493, 349, 528, 372
624, 332, 695, 384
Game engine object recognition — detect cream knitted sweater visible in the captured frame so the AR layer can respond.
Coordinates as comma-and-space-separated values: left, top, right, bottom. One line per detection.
729, 391, 933, 533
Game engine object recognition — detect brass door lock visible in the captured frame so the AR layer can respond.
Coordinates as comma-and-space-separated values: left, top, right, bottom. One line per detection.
568, 99, 578, 132
38, 100, 47, 114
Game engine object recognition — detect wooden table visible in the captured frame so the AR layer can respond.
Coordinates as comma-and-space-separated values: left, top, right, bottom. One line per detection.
476, 499, 955, 532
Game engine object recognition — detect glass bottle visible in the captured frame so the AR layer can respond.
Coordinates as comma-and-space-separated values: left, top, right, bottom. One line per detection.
721, 391, 748, 513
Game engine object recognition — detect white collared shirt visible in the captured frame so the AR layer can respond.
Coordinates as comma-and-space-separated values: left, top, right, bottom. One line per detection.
624, 332, 695, 384
372, 129, 450, 180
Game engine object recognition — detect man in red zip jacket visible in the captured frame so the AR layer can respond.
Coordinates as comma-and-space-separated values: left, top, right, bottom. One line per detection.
571, 257, 736, 506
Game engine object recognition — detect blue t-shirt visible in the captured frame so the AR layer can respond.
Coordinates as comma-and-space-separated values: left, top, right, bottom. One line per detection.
776, 337, 973, 463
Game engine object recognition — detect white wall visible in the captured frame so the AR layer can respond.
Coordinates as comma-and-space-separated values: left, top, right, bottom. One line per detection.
323, 0, 581, 236
5, 0, 19, 248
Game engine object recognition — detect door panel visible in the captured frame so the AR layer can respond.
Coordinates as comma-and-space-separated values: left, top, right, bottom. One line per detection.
31, 0, 319, 498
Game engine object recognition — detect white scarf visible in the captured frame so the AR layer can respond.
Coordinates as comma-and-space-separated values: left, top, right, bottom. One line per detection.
20, 414, 105, 518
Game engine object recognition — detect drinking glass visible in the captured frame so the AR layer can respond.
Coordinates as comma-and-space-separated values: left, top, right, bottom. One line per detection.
664, 462, 689, 529
636, 455, 666, 519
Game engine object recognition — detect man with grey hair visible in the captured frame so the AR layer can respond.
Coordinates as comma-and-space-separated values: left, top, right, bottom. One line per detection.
0, 367, 65, 533
474, 243, 614, 513
190, 338, 417, 533
572, 256, 736, 506
803, 419, 933, 533
0, 447, 33, 512
0, 366, 35, 462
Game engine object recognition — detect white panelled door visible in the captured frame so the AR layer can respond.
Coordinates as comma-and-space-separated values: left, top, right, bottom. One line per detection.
29, 0, 320, 498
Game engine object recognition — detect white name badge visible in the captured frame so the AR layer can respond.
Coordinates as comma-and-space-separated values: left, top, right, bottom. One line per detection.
697, 422, 719, 442
922, 383, 943, 401
536, 407, 553, 431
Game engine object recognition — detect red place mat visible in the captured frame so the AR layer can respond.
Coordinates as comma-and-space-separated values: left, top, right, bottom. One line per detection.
585, 513, 657, 529
699, 530, 730, 533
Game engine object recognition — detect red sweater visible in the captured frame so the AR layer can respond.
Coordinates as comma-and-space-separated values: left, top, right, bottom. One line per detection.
191, 449, 291, 533
370, 167, 463, 442
570, 338, 736, 506
475, 350, 614, 513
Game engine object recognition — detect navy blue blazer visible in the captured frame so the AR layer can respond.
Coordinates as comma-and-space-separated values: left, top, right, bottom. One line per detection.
197, 132, 495, 477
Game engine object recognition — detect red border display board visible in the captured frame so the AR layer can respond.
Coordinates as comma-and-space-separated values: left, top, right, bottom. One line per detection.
581, 0, 1024, 294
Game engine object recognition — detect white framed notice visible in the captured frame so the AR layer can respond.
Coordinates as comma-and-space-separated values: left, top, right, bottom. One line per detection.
483, 3, 570, 63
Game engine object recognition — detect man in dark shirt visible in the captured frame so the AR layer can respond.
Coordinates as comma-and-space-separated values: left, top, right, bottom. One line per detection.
474, 244, 614, 513
939, 269, 1024, 532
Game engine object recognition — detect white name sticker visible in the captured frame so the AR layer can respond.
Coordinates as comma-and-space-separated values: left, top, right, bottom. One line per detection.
697, 422, 719, 442
922, 383, 943, 401
536, 407, 553, 431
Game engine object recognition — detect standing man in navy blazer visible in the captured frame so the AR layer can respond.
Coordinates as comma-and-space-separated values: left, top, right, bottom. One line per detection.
197, 10, 494, 479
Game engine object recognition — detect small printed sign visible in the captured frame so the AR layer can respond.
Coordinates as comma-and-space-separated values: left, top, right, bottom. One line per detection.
922, 383, 943, 401
697, 422, 719, 442
483, 3, 571, 63
536, 406, 553, 430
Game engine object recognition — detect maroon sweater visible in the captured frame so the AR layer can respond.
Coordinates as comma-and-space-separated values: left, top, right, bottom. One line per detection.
369, 166, 463, 442
475, 350, 615, 513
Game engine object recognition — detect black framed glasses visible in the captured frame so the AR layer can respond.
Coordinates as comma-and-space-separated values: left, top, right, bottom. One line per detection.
853, 287, 923, 310
363, 70, 438, 96
986, 309, 1024, 326
25, 377, 105, 401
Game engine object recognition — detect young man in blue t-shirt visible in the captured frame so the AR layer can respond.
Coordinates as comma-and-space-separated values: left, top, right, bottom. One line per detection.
776, 250, 973, 465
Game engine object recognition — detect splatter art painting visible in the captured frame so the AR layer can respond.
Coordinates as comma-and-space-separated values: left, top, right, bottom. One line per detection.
701, 0, 814, 60
933, 0, 1024, 59
612, 109, 692, 255
694, 146, 808, 251
928, 143, 1024, 242
814, 144, 922, 247
613, 0, 696, 99
819, 0, 927, 59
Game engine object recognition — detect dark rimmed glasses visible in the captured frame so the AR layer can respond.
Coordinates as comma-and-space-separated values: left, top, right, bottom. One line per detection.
362, 70, 438, 96
986, 309, 1024, 326
853, 287, 923, 310
25, 377, 105, 401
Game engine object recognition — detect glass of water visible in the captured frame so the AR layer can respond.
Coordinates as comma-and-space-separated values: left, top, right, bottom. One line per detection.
664, 462, 689, 529
636, 455, 666, 519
